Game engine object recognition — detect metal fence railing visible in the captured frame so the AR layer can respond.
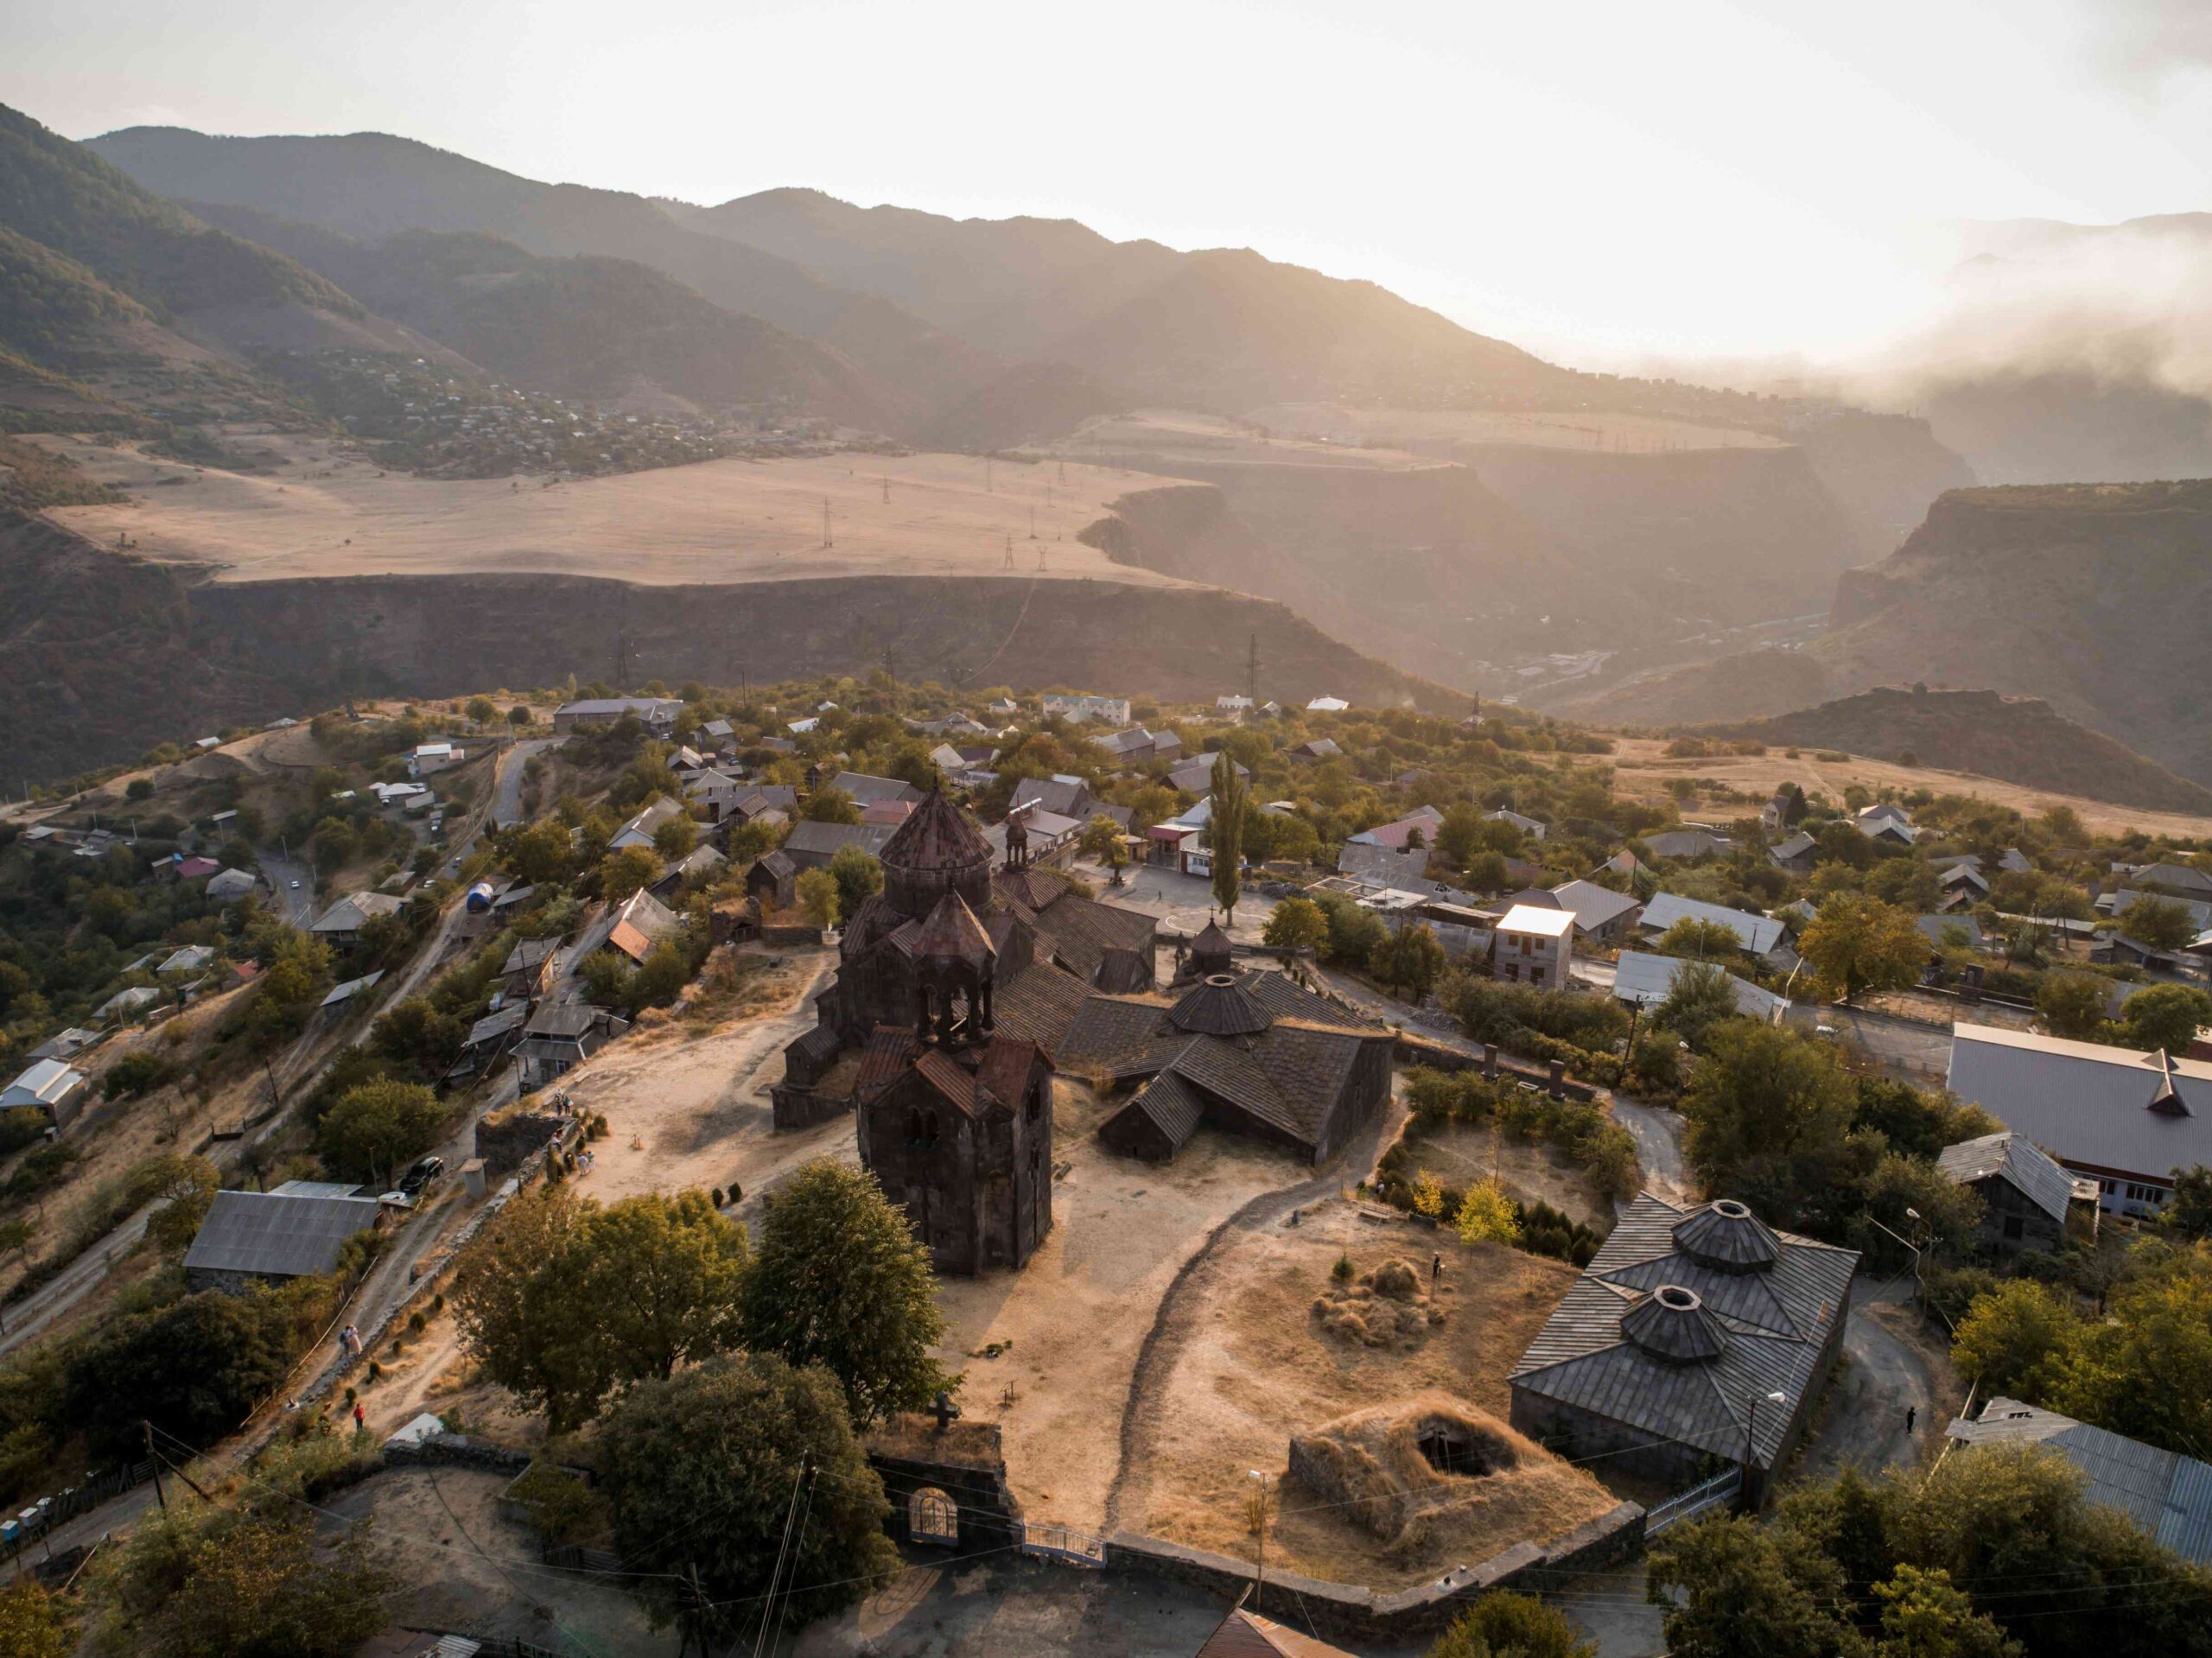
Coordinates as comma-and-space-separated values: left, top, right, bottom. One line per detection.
1646, 1464, 1743, 1534
1020, 1520, 1108, 1566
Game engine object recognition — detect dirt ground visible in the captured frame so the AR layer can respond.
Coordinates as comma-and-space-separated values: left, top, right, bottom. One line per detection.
40, 434, 1198, 590
1395, 1120, 1609, 1229
324, 1464, 679, 1655
932, 1083, 1316, 1534
1605, 735, 2212, 841
1245, 403, 1784, 454
1117, 1197, 1603, 1589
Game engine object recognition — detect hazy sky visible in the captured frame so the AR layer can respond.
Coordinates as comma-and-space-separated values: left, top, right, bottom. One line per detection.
6, 0, 2207, 366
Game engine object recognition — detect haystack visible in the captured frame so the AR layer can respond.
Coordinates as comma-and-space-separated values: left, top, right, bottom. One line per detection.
1286, 1394, 1540, 1545
1311, 1255, 1445, 1350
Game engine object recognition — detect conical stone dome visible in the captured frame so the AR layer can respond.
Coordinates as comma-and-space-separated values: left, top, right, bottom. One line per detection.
1168, 974, 1274, 1038
1621, 1284, 1727, 1363
1672, 1198, 1781, 1274
1189, 919, 1235, 976
880, 788, 994, 918
912, 891, 996, 966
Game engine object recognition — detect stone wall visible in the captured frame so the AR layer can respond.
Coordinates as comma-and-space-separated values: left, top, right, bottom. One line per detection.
1103, 1497, 1644, 1646
474, 1109, 578, 1178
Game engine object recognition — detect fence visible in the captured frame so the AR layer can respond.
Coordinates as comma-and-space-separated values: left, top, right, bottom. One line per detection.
1645, 1464, 1741, 1535
1019, 1520, 1107, 1566
2, 1458, 156, 1568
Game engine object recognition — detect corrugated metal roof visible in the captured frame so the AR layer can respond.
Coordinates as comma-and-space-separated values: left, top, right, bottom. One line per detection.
1936, 1131, 2075, 1224
1640, 893, 1785, 956
183, 1190, 382, 1280
1947, 1023, 2212, 1190
1612, 951, 1786, 1020
1948, 1397, 2212, 1565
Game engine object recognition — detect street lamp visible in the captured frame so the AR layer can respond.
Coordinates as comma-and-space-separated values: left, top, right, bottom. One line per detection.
1249, 1470, 1271, 1598
1744, 1389, 1789, 1499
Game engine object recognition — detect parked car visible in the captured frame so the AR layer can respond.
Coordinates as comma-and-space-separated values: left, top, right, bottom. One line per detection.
399, 1155, 445, 1196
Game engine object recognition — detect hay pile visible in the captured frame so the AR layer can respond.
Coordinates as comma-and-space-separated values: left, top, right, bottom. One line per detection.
1312, 1255, 1444, 1349
1286, 1395, 1537, 1546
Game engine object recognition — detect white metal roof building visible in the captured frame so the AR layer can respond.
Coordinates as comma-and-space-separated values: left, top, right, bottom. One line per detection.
1946, 1022, 2212, 1216
1611, 950, 1789, 1022
1639, 893, 1787, 957
1, 1058, 86, 1129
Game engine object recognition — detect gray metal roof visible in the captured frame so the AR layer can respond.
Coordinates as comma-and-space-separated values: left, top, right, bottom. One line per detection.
1510, 1195, 1859, 1468
1947, 1023, 2212, 1188
781, 820, 897, 860
183, 1189, 382, 1280
1612, 950, 1786, 1020
1936, 1131, 2075, 1224
1916, 914, 1988, 951
1549, 880, 1642, 933
1639, 893, 1786, 956
1948, 1397, 2212, 1564
1337, 842, 1432, 886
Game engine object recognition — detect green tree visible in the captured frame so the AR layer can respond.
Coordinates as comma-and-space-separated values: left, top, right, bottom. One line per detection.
1452, 1179, 1522, 1246
797, 867, 841, 931
736, 1160, 950, 1426
1656, 960, 1744, 1051
2119, 894, 2196, 952
1209, 751, 1249, 926
143, 1155, 219, 1255
66, 1287, 321, 1459
597, 843, 663, 900
1646, 1512, 1858, 1658
1427, 1590, 1596, 1658
651, 812, 698, 859
1870, 1564, 2020, 1658
0, 1579, 73, 1658
801, 785, 860, 825
465, 696, 498, 726
2161, 1166, 2212, 1241
1679, 1024, 1862, 1229
828, 843, 884, 919
1375, 923, 1448, 1002
599, 1354, 898, 1646
2034, 970, 2110, 1040
89, 1503, 386, 1658
509, 703, 533, 727
1655, 917, 1745, 960
314, 1077, 447, 1185
1948, 1280, 2082, 1402
124, 777, 154, 802
1077, 812, 1128, 879
1799, 894, 1927, 1003
500, 816, 575, 886
1262, 894, 1329, 954
2118, 982, 2212, 1056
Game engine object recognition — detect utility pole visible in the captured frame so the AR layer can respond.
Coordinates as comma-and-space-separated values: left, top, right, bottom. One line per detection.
1028, 506, 1037, 539
143, 1421, 167, 1515
1246, 632, 1261, 705
822, 496, 832, 548
881, 473, 889, 503
1003, 535, 1014, 569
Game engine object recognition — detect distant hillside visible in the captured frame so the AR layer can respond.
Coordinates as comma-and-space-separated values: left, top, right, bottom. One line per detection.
84, 126, 998, 436
1700, 687, 2212, 815
187, 205, 889, 425
1558, 480, 2212, 789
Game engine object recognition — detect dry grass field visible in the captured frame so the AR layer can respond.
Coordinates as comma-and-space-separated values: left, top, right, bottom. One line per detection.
1604, 734, 2212, 841
1247, 403, 1785, 454
35, 434, 1198, 588
1117, 1197, 1602, 1589
1047, 408, 1443, 472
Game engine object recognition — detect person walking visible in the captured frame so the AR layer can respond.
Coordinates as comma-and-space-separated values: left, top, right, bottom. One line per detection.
353, 1401, 366, 1434
1905, 1405, 1917, 1434
1431, 1251, 1443, 1285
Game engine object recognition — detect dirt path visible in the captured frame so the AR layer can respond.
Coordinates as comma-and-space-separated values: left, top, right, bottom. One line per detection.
1609, 1096, 1694, 1208
1799, 1277, 1953, 1484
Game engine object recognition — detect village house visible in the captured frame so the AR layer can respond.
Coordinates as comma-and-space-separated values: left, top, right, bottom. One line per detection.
578, 888, 680, 967
515, 1001, 630, 1089
1493, 904, 1574, 988
1853, 803, 1919, 846
1611, 950, 1788, 1021
1769, 830, 1818, 875
607, 796, 687, 853
1094, 726, 1180, 769
318, 970, 385, 1017
684, 768, 751, 823
499, 937, 563, 1001
1166, 753, 1248, 797
205, 867, 259, 902
1946, 1400, 2212, 1565
443, 1003, 530, 1086
1947, 1023, 2212, 1217
26, 1029, 98, 1065
1040, 693, 1131, 726
2112, 860, 2212, 902
1349, 805, 1446, 851
182, 1185, 386, 1294
1007, 775, 1099, 823
1547, 879, 1643, 946
1305, 695, 1350, 712
1638, 892, 1789, 961
94, 986, 164, 1024
310, 891, 406, 950
404, 741, 464, 778
1510, 1196, 1859, 1499
1337, 840, 1432, 888
985, 807, 1081, 866
832, 772, 925, 810
745, 850, 798, 909
1485, 808, 1548, 841
1758, 792, 1796, 833
1058, 969, 1394, 1165
1287, 737, 1342, 762
1643, 826, 1733, 861
780, 819, 898, 873
649, 843, 726, 903
1, 1058, 86, 1131
552, 696, 683, 734
1936, 1130, 2092, 1253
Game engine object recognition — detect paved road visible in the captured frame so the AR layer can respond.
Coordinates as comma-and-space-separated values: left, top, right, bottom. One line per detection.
0, 1210, 155, 1359
1611, 1096, 1693, 1208
257, 844, 319, 924
1787, 1001, 1952, 1083
1800, 1275, 1939, 1485
490, 737, 558, 829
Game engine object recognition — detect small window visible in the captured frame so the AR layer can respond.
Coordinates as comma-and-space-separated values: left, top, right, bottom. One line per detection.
1026, 1083, 1042, 1123
2002, 1215, 2024, 1241
908, 1108, 939, 1148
